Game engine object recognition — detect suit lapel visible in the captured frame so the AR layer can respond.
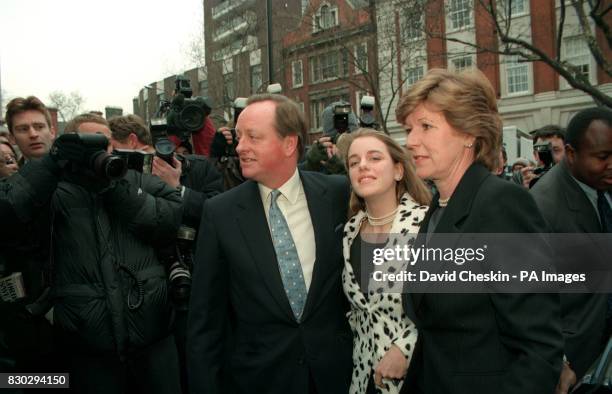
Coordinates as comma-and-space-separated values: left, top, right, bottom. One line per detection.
299, 171, 334, 320
235, 181, 295, 321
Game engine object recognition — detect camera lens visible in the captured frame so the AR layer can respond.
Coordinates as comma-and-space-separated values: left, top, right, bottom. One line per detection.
180, 103, 206, 133
92, 152, 127, 180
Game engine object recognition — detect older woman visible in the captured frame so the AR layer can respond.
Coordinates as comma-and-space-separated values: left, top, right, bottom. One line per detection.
342, 129, 430, 394
396, 69, 563, 394
0, 137, 19, 178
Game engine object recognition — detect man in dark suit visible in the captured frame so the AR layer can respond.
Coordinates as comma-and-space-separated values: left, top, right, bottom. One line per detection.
531, 107, 612, 394
187, 94, 353, 394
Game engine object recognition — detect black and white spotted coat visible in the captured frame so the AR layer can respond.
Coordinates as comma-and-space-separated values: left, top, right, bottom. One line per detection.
342, 193, 428, 394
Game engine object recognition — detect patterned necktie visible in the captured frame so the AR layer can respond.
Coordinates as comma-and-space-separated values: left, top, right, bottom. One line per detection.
269, 189, 307, 321
597, 191, 612, 233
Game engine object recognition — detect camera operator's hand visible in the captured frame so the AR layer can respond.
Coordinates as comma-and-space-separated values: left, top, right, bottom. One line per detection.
49, 134, 90, 164
316, 136, 337, 160
218, 127, 234, 145
520, 166, 536, 189
153, 156, 182, 189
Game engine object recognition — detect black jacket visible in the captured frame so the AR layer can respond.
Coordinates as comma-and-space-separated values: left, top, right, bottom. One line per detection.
1, 160, 182, 356
179, 154, 223, 229
531, 160, 608, 379
187, 171, 353, 394
403, 163, 563, 394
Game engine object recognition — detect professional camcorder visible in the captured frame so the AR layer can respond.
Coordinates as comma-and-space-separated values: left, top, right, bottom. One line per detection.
51, 133, 127, 180
150, 75, 212, 166
359, 95, 378, 129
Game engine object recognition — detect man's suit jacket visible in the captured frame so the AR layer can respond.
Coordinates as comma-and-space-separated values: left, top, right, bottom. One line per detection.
531, 160, 608, 379
187, 170, 353, 394
402, 163, 563, 394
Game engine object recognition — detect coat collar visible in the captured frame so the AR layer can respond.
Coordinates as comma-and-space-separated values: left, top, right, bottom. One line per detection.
342, 193, 428, 306
421, 162, 491, 234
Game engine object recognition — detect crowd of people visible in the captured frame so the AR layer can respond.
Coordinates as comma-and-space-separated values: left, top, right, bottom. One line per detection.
1, 68, 611, 394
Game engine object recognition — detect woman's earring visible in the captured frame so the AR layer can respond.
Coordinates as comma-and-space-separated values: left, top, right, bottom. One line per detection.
465, 142, 474, 148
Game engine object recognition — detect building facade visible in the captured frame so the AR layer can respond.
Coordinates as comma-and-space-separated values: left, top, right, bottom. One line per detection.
374, 0, 612, 157
282, 0, 376, 142
204, 0, 302, 120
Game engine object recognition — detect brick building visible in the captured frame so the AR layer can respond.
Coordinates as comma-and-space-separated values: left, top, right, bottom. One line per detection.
282, 0, 376, 142
375, 0, 612, 159
204, 0, 303, 120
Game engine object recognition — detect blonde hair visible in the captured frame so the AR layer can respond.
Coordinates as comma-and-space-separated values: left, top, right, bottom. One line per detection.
345, 128, 431, 217
396, 68, 502, 171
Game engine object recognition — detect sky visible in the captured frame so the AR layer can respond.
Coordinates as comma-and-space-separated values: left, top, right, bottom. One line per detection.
0, 0, 203, 116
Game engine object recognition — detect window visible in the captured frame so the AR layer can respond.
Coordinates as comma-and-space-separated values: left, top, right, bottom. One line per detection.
563, 36, 591, 81
509, 0, 526, 16
309, 52, 339, 83
313, 3, 338, 32
292, 60, 303, 88
354, 43, 368, 74
451, 56, 473, 71
448, 0, 472, 30
499, 0, 527, 16
505, 55, 529, 94
321, 52, 338, 79
402, 9, 423, 40
250, 65, 262, 94
405, 65, 424, 87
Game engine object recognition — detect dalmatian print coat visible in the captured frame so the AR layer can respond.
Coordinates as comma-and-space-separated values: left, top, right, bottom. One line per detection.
342, 193, 428, 394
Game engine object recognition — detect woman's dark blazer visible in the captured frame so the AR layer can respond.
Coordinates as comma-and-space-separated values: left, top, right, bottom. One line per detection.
402, 163, 564, 394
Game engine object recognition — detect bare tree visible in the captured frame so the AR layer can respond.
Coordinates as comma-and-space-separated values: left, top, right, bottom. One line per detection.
403, 0, 611, 107
48, 91, 85, 123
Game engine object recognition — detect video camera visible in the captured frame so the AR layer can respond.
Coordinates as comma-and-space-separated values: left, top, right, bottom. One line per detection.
52, 133, 127, 180
150, 75, 212, 166
333, 103, 352, 135
359, 95, 378, 129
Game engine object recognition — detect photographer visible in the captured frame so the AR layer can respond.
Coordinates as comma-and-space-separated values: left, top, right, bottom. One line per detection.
108, 114, 223, 229
1, 113, 183, 393
303, 100, 358, 175
109, 114, 222, 393
514, 125, 566, 188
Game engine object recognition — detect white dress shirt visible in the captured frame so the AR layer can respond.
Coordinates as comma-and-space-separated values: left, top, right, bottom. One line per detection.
259, 169, 316, 291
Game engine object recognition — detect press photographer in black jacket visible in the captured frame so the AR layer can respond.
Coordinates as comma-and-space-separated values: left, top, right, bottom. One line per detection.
1, 113, 183, 394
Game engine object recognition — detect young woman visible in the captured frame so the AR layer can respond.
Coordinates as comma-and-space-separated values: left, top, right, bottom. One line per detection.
342, 128, 430, 394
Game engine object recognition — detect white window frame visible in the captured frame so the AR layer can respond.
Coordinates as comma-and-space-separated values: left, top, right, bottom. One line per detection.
509, 0, 528, 17
447, 0, 473, 32
560, 35, 595, 88
404, 64, 425, 89
312, 3, 339, 33
504, 55, 531, 96
292, 60, 303, 88
450, 55, 473, 72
